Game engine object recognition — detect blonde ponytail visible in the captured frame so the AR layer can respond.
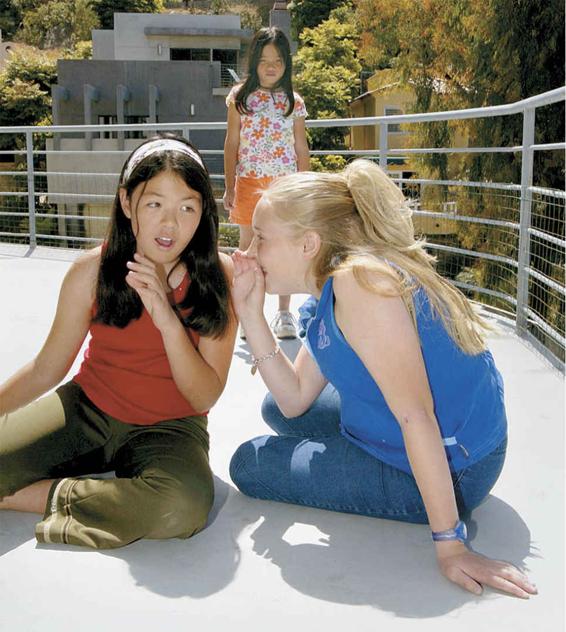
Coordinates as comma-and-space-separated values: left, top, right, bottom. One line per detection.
262, 160, 491, 355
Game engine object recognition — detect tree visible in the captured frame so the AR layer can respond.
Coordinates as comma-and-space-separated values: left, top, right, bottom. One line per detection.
88, 0, 164, 29
288, 0, 349, 38
19, 0, 99, 49
356, 0, 565, 343
0, 48, 57, 131
1, 47, 58, 94
294, 4, 361, 150
0, 0, 21, 39
210, 0, 228, 13
356, 0, 564, 186
0, 77, 50, 125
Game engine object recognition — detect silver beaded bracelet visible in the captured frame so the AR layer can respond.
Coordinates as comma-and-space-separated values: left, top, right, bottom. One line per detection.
251, 344, 281, 375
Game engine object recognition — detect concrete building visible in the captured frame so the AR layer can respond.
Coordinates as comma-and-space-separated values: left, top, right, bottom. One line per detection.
47, 12, 255, 239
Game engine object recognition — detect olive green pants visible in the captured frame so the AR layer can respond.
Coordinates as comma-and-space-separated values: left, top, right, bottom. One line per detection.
0, 381, 214, 549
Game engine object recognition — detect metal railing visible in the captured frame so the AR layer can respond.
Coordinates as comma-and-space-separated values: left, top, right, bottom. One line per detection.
0, 87, 564, 370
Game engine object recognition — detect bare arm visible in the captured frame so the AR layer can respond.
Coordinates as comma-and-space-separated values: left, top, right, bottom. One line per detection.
0, 250, 97, 415
293, 117, 310, 172
223, 101, 241, 211
333, 268, 537, 599
231, 250, 327, 417
126, 253, 237, 412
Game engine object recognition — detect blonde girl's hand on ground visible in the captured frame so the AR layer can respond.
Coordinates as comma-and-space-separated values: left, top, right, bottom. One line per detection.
231, 250, 265, 319
436, 542, 538, 598
125, 253, 177, 332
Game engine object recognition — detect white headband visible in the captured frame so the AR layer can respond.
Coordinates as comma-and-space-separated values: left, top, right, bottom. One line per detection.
122, 138, 204, 182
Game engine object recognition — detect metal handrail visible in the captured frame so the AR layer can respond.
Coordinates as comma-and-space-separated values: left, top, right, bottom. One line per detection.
1, 86, 564, 134
0, 87, 564, 371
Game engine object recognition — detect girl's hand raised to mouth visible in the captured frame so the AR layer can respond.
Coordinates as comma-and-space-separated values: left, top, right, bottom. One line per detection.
231, 250, 266, 319
126, 252, 177, 333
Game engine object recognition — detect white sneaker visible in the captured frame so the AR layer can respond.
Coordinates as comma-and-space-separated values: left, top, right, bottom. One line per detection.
271, 310, 297, 339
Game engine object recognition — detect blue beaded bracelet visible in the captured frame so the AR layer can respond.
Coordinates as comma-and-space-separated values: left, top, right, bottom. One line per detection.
431, 520, 467, 543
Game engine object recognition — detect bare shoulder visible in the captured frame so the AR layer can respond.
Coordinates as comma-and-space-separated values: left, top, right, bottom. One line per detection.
227, 100, 241, 121
219, 251, 234, 282
332, 262, 400, 304
333, 265, 414, 347
63, 246, 101, 299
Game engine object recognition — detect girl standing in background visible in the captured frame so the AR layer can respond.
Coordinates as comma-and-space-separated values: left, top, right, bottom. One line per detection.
223, 26, 309, 339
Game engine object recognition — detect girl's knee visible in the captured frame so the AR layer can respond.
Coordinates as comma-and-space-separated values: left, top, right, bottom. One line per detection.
229, 440, 261, 497
140, 467, 213, 540
148, 485, 212, 540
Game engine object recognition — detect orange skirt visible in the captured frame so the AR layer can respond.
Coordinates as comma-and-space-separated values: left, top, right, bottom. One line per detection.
230, 176, 276, 226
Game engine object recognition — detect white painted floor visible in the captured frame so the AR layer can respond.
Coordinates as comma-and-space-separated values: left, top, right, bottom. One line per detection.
0, 245, 564, 632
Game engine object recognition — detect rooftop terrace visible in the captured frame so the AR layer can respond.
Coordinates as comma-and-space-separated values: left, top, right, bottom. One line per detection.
0, 244, 563, 632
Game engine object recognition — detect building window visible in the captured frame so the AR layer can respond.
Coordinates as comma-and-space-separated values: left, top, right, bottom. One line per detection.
384, 107, 404, 133
98, 115, 117, 139
213, 49, 240, 86
97, 115, 156, 139
213, 49, 238, 64
171, 48, 210, 61
125, 115, 155, 139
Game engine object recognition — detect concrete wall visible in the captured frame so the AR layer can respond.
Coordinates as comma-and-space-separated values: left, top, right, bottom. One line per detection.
269, 6, 297, 54
55, 59, 226, 156
112, 13, 246, 61
92, 30, 114, 60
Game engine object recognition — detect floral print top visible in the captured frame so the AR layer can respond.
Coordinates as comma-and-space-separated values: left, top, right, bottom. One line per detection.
226, 85, 308, 178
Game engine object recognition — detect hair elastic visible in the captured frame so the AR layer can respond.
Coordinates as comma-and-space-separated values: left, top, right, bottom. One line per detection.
122, 138, 204, 182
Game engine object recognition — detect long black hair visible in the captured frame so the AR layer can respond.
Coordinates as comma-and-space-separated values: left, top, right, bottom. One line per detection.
235, 26, 295, 117
94, 133, 230, 338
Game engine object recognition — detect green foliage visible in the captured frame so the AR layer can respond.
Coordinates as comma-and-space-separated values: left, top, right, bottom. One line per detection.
235, 4, 262, 31
69, 40, 94, 59
11, 0, 38, 11
0, 77, 50, 125
309, 154, 347, 172
19, 0, 99, 49
210, 0, 228, 13
356, 0, 564, 186
1, 48, 57, 92
0, 48, 56, 141
288, 0, 349, 39
294, 4, 361, 150
88, 0, 164, 29
218, 224, 239, 249
0, 0, 21, 39
356, 0, 564, 336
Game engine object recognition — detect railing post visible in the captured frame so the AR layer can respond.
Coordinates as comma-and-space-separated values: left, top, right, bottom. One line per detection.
25, 130, 36, 248
379, 122, 388, 169
516, 107, 536, 335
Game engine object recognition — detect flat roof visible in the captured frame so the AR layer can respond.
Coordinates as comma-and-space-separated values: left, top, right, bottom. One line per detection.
144, 27, 254, 39
0, 245, 563, 632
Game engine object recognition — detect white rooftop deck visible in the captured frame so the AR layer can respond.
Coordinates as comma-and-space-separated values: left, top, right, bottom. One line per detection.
0, 245, 563, 632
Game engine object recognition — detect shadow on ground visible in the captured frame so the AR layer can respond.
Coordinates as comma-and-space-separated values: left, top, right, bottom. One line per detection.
230, 492, 537, 617
1, 477, 536, 617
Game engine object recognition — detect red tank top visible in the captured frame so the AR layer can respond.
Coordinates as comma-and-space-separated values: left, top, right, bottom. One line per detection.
74, 273, 204, 425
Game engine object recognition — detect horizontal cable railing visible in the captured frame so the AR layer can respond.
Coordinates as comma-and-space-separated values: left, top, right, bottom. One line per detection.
0, 87, 564, 370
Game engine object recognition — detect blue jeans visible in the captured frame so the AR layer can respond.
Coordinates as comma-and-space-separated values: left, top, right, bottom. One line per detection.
230, 385, 507, 524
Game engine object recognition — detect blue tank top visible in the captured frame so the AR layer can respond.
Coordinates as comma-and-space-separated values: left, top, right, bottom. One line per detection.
299, 276, 507, 474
